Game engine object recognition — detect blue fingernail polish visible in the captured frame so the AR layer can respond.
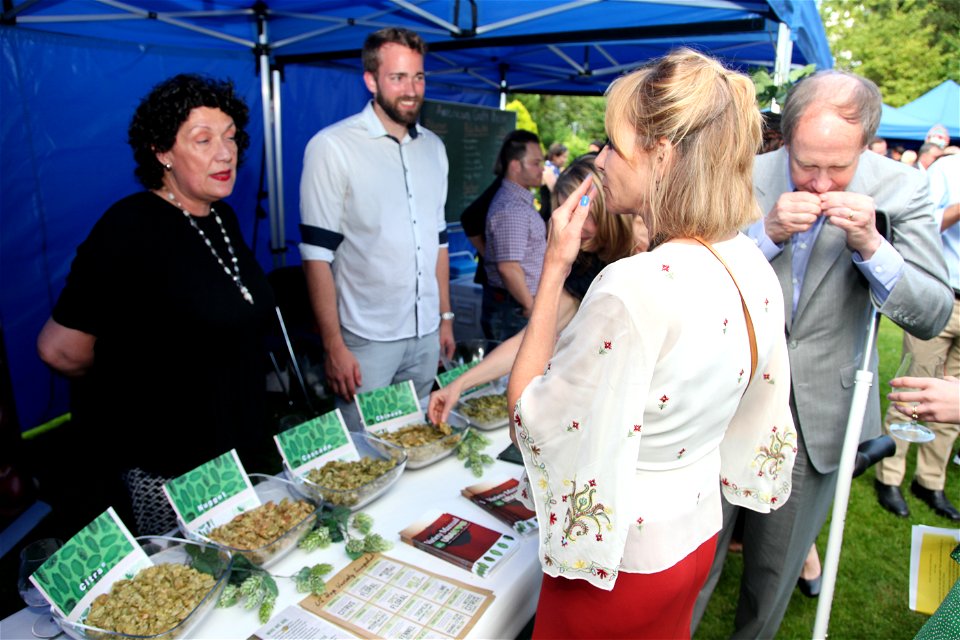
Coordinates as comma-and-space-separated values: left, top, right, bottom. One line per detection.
580, 195, 590, 207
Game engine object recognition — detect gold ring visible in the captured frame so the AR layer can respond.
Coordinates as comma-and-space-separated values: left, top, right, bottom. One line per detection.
847, 212, 854, 221
912, 405, 920, 421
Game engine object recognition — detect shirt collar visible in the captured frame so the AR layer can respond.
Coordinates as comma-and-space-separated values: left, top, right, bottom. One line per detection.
502, 178, 536, 203
360, 100, 420, 141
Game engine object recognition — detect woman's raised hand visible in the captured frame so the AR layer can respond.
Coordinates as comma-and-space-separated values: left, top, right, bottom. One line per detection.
545, 174, 595, 271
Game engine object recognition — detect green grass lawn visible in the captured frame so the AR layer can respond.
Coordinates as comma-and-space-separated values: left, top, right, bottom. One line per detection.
695, 317, 960, 639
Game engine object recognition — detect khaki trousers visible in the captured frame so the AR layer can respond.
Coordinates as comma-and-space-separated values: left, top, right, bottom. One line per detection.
876, 298, 960, 490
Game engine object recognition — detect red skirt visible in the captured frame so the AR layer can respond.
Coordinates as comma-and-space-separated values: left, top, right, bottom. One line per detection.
531, 534, 718, 639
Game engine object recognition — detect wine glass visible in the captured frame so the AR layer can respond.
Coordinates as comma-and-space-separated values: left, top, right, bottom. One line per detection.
888, 354, 935, 443
17, 538, 64, 639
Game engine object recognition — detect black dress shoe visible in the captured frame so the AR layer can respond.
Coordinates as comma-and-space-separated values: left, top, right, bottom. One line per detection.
911, 480, 960, 521
797, 574, 821, 598
874, 480, 910, 518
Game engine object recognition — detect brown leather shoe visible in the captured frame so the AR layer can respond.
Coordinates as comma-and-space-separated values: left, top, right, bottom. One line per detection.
874, 479, 910, 518
910, 480, 960, 521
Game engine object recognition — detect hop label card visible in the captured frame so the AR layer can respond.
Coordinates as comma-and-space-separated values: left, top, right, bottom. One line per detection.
163, 449, 258, 537
436, 360, 483, 389
275, 409, 358, 474
356, 380, 422, 431
29, 508, 150, 620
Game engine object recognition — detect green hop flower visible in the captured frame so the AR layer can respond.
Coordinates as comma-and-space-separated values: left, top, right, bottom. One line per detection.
352, 513, 374, 534
217, 584, 239, 608
258, 592, 276, 624
299, 527, 332, 552
363, 533, 392, 553
345, 538, 366, 560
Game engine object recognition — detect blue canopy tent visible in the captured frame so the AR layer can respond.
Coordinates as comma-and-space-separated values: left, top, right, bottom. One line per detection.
896, 79, 960, 142
1, 0, 831, 435
877, 103, 940, 142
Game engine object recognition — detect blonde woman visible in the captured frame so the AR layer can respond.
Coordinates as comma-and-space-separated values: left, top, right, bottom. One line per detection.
507, 49, 796, 638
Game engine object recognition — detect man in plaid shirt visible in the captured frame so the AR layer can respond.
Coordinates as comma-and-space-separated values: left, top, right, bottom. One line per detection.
482, 130, 546, 341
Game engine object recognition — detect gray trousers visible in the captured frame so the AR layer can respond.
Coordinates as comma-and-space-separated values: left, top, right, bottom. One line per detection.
336, 328, 440, 431
692, 430, 838, 638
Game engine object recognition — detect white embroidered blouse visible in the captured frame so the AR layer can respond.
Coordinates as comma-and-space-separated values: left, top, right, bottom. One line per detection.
515, 234, 797, 590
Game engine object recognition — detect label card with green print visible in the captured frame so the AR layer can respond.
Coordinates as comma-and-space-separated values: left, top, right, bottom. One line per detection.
163, 449, 259, 537
274, 408, 359, 475
29, 507, 150, 621
356, 380, 423, 432
435, 360, 492, 395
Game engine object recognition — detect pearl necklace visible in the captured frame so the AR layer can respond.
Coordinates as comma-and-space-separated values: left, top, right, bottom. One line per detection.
167, 192, 254, 304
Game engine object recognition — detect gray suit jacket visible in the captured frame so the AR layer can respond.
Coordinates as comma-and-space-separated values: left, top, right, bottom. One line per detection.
754, 148, 952, 473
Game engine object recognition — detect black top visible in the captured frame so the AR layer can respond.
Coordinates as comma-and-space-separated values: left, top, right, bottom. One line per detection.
564, 252, 607, 301
460, 177, 503, 286
53, 191, 275, 476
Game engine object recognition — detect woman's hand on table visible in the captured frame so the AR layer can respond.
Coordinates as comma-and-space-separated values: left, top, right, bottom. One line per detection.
428, 378, 464, 424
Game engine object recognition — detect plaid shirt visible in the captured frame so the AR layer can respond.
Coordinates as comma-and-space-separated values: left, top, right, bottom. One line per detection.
484, 179, 546, 294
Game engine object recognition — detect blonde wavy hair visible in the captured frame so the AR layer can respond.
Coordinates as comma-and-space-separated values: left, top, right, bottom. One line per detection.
605, 48, 762, 242
552, 154, 635, 264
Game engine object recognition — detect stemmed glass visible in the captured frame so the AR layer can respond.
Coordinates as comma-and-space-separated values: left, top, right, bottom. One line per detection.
17, 538, 64, 639
888, 353, 936, 443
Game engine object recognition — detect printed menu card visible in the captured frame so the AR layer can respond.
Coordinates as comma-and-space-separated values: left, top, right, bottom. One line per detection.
300, 553, 493, 639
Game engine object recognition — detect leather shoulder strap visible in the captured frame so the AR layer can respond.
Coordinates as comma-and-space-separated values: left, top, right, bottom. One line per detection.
694, 237, 758, 387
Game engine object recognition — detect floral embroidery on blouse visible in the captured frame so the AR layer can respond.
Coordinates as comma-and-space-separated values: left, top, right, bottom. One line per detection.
677, 448, 686, 458
764, 297, 770, 311
754, 425, 797, 480
636, 517, 644, 531
723, 318, 729, 334
738, 368, 745, 384
628, 424, 642, 438
567, 420, 581, 432
599, 340, 612, 355
661, 264, 674, 279
563, 479, 613, 543
519, 401, 620, 582
658, 394, 670, 410
763, 372, 774, 384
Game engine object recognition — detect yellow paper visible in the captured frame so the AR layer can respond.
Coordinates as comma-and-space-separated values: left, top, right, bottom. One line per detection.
910, 526, 960, 614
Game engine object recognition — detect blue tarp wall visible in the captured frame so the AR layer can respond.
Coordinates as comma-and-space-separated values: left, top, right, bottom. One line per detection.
0, 27, 495, 433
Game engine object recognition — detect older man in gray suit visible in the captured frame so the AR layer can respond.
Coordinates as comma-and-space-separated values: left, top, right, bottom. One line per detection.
693, 71, 953, 638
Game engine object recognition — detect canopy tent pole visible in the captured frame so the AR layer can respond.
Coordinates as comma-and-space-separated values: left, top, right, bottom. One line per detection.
772, 21, 793, 113
499, 63, 507, 110
255, 10, 282, 268
271, 66, 286, 266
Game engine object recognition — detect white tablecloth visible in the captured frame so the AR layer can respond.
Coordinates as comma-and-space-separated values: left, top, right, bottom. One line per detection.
1, 427, 540, 640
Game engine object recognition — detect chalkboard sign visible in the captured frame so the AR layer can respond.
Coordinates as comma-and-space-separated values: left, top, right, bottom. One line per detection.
420, 100, 517, 223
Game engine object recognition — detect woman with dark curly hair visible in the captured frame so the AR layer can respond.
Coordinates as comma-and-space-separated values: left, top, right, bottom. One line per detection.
37, 74, 274, 535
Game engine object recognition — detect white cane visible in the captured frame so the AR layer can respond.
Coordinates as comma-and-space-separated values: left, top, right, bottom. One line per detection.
812, 301, 878, 639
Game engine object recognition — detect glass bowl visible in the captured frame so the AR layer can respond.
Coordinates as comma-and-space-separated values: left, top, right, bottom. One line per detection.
452, 379, 510, 431
287, 432, 407, 511
56, 536, 232, 640
181, 473, 319, 569
372, 412, 468, 469
441, 339, 501, 371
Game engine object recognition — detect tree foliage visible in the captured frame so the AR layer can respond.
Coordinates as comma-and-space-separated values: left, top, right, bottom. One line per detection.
508, 93, 606, 160
820, 0, 959, 106
751, 65, 817, 111
504, 99, 538, 136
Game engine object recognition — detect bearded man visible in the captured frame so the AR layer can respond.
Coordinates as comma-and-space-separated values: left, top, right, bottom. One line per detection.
299, 27, 453, 428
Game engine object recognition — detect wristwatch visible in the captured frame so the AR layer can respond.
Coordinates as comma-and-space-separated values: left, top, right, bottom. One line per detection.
440, 311, 455, 321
